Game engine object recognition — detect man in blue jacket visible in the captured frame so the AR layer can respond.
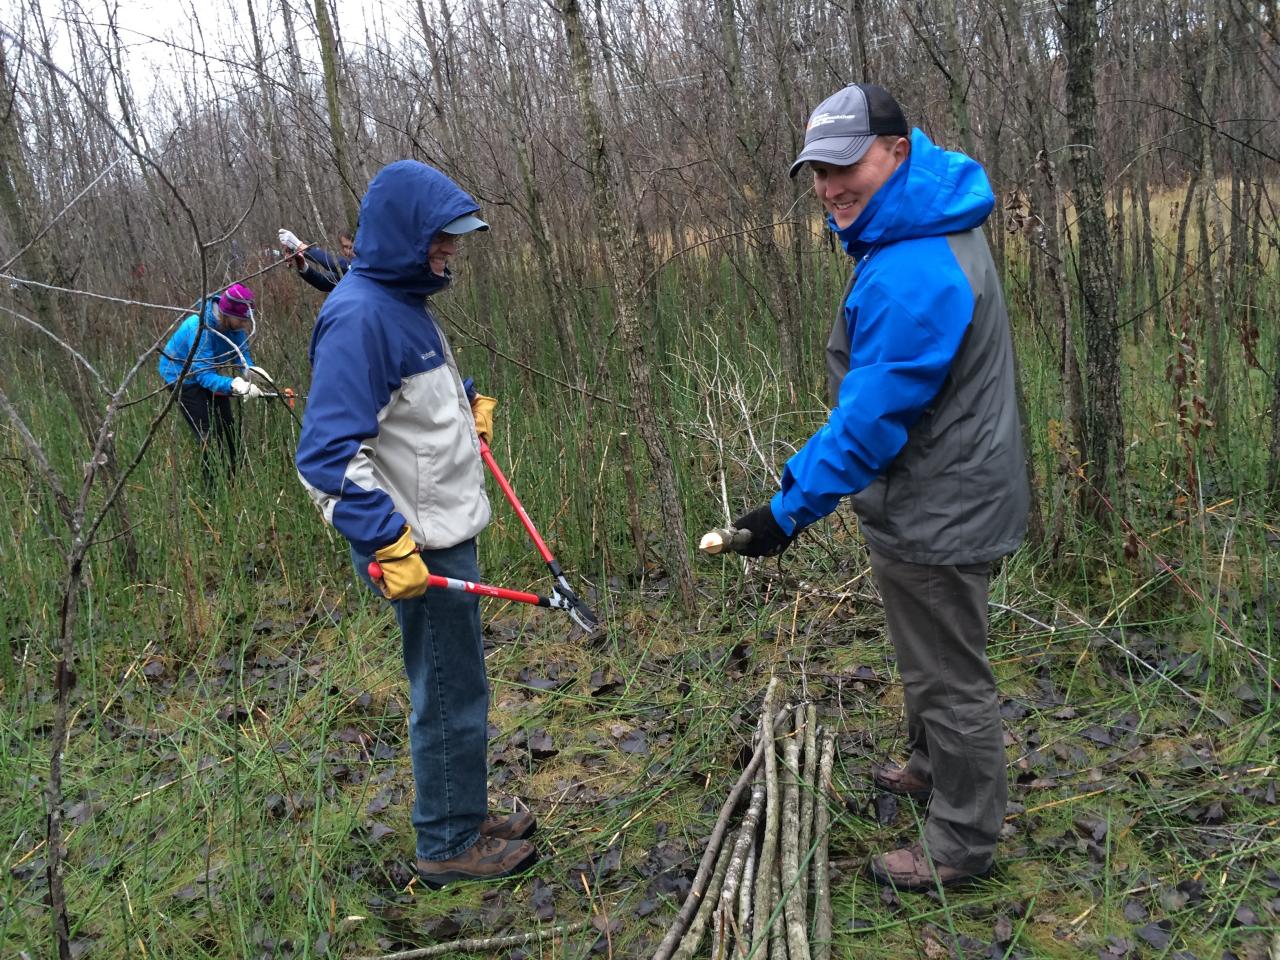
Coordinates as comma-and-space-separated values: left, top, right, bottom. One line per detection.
277, 227, 353, 294
730, 84, 1029, 889
295, 161, 532, 888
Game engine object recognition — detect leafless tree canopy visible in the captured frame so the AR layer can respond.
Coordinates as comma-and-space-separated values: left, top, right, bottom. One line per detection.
1, 0, 1274, 334
1, 3, 1278, 954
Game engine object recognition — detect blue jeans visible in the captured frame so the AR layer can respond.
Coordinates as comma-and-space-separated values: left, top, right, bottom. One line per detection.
352, 539, 489, 861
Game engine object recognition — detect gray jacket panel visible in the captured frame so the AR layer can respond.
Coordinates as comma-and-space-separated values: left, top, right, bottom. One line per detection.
827, 227, 1029, 565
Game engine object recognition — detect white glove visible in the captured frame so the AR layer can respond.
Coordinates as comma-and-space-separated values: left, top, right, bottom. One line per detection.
246, 365, 274, 386
277, 228, 303, 253
230, 377, 264, 399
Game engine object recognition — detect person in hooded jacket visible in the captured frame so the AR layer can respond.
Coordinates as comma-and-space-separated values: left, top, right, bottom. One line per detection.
295, 161, 529, 888
276, 227, 353, 294
157, 282, 269, 478
728, 84, 1029, 889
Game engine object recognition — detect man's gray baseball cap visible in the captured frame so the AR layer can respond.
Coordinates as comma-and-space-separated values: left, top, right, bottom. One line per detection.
789, 84, 909, 177
439, 213, 489, 234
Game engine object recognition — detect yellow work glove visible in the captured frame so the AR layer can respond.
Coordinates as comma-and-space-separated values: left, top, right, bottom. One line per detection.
371, 526, 430, 600
470, 393, 497, 443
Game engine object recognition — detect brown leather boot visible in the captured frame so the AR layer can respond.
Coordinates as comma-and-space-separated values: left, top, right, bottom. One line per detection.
871, 762, 933, 800
416, 836, 537, 889
480, 810, 537, 841
868, 842, 989, 891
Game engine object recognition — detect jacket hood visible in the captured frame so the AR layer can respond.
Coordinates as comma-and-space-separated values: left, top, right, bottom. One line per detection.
350, 160, 482, 295
199, 299, 220, 328
833, 128, 994, 256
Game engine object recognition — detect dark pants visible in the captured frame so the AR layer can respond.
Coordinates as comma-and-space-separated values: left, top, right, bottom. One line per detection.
352, 539, 489, 861
173, 384, 238, 479
870, 550, 1006, 872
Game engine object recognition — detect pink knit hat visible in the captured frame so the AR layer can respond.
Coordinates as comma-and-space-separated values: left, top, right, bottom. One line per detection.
218, 282, 255, 318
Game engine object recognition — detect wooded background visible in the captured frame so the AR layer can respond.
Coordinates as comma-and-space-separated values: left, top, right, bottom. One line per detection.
3, 0, 1278, 588
1, 2, 1279, 957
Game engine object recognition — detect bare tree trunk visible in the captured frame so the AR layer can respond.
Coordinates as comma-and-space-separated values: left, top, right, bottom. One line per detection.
1036, 149, 1086, 539
314, 0, 360, 230
1064, 0, 1126, 520
1136, 160, 1159, 332
938, 0, 977, 157
1193, 3, 1227, 440
1113, 177, 1127, 318
999, 0, 1057, 545
244, 0, 285, 198
558, 0, 695, 611
764, 0, 807, 394
717, 0, 804, 395
1270, 334, 1280, 503
413, 0, 446, 114
281, 0, 328, 233
500, 4, 581, 382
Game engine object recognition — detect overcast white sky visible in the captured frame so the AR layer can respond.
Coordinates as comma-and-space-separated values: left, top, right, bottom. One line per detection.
3, 0, 395, 113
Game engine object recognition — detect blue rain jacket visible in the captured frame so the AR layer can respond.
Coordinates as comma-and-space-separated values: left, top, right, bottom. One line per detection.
157, 300, 253, 394
772, 129, 997, 533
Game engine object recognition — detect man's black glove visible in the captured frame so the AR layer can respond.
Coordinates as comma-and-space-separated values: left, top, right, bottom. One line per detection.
731, 503, 796, 557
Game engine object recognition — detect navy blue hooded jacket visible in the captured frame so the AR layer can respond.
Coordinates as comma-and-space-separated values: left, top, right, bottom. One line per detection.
297, 246, 351, 293
295, 161, 490, 555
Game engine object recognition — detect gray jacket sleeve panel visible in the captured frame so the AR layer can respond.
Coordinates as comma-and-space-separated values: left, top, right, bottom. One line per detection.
849, 228, 1029, 565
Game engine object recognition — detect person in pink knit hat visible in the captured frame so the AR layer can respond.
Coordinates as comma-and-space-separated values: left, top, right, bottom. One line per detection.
157, 283, 272, 479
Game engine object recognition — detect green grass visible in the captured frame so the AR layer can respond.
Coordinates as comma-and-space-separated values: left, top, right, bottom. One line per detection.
1, 240, 1278, 958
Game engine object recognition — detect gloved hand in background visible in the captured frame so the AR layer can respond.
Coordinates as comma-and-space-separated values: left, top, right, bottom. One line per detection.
730, 503, 797, 558
277, 228, 304, 253
246, 365, 275, 387
462, 377, 497, 443
471, 393, 497, 443
371, 526, 430, 600
230, 377, 264, 399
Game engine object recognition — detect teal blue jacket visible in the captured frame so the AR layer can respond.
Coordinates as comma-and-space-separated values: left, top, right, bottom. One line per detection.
157, 301, 252, 394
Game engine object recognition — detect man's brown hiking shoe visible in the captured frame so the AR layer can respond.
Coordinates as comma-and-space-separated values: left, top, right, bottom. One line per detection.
416, 836, 537, 889
872, 762, 933, 801
868, 842, 989, 891
480, 811, 537, 841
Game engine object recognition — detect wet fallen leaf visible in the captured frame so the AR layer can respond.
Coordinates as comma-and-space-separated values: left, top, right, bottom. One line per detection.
589, 669, 621, 697
422, 915, 461, 939
875, 793, 899, 825
1106, 934, 1134, 955
1136, 920, 1172, 950
994, 914, 1014, 942
618, 730, 649, 755
1073, 816, 1108, 842
1235, 905, 1259, 926
1080, 725, 1115, 746
530, 878, 556, 921
529, 730, 557, 759
1122, 899, 1148, 923
591, 915, 622, 934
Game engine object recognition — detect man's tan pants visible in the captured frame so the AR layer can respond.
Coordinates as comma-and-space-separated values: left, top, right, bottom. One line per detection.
870, 550, 1007, 872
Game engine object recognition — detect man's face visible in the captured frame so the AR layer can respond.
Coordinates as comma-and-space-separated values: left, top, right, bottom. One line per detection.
811, 137, 909, 229
427, 233, 459, 277
340, 235, 354, 259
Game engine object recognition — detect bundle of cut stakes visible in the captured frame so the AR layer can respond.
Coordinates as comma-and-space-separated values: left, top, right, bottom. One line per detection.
652, 677, 835, 960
